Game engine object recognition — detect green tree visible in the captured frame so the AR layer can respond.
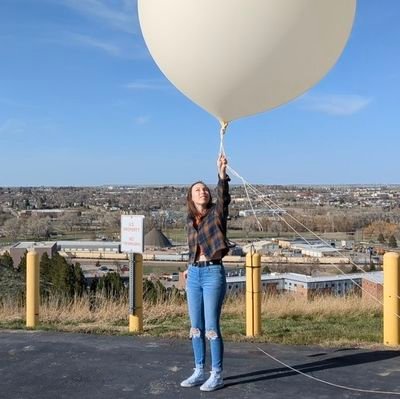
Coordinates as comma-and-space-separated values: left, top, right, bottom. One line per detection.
88, 276, 99, 311
0, 251, 14, 269
350, 264, 358, 273
40, 252, 53, 296
143, 279, 167, 303
90, 276, 99, 293
73, 262, 86, 297
369, 261, 376, 271
17, 251, 27, 279
263, 265, 271, 274
97, 272, 125, 298
50, 253, 73, 297
389, 235, 398, 248
0, 263, 24, 303
36, 252, 86, 298
377, 233, 385, 244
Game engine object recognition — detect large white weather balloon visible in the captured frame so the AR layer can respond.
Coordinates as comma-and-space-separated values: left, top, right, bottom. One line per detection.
138, 0, 356, 122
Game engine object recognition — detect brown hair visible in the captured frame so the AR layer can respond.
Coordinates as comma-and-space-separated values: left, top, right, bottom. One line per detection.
186, 181, 213, 220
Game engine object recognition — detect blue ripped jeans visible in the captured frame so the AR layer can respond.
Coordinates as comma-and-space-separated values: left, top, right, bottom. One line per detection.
186, 264, 227, 372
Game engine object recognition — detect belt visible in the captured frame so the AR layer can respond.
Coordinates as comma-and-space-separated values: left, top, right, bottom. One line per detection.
192, 259, 222, 267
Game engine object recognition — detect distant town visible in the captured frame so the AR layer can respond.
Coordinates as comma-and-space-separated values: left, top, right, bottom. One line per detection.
1, 184, 399, 298
1, 184, 399, 242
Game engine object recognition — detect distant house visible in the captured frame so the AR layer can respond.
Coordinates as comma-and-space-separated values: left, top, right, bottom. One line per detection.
10, 241, 57, 267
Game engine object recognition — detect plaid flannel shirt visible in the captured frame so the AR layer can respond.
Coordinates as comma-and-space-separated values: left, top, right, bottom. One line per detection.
187, 175, 231, 264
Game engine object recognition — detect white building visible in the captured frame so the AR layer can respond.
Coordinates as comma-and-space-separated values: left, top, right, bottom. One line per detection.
225, 271, 383, 298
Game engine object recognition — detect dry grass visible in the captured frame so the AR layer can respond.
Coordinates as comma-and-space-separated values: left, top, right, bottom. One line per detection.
0, 293, 383, 346
0, 293, 188, 335
261, 293, 381, 318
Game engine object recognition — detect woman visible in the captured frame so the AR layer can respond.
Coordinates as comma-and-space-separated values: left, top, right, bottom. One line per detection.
180, 154, 230, 392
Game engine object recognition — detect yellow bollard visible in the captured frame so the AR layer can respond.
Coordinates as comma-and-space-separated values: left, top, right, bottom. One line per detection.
245, 252, 253, 336
246, 250, 262, 337
383, 252, 400, 346
252, 252, 262, 335
26, 250, 40, 328
129, 253, 143, 333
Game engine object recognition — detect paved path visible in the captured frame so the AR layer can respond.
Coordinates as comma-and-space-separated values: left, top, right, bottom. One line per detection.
1, 330, 400, 399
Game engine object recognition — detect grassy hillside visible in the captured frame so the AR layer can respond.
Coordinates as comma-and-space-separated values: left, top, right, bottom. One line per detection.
0, 291, 383, 347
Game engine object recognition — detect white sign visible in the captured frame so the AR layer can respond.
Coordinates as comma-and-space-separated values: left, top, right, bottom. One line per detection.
120, 215, 145, 253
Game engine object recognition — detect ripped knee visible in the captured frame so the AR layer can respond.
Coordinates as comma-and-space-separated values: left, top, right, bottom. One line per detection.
189, 327, 201, 339
205, 329, 219, 340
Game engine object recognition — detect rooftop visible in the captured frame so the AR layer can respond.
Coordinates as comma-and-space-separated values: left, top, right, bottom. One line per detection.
226, 271, 383, 285
12, 241, 56, 249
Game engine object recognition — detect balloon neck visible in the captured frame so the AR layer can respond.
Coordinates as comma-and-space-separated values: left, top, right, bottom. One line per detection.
219, 120, 229, 135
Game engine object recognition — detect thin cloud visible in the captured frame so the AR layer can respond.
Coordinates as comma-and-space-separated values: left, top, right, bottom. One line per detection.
39, 1, 146, 59
68, 32, 121, 56
299, 94, 372, 116
58, 0, 138, 34
44, 31, 146, 60
125, 80, 169, 91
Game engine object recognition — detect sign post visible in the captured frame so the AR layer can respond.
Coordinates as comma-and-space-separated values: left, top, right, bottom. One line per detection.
128, 252, 135, 315
121, 215, 144, 333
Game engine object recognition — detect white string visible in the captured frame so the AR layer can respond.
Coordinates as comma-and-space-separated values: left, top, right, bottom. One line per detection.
219, 127, 263, 231
219, 121, 228, 156
256, 346, 400, 396
234, 172, 386, 289
228, 165, 264, 232
220, 130, 383, 288
228, 165, 373, 276
226, 164, 399, 312
242, 182, 264, 232
220, 130, 388, 305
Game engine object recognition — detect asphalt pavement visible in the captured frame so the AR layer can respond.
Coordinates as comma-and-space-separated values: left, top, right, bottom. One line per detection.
1, 330, 400, 399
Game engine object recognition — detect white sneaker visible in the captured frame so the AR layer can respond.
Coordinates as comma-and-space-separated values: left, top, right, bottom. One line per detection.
200, 371, 224, 392
180, 368, 206, 387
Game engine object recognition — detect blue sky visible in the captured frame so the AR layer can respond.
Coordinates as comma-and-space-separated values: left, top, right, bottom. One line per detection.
0, 0, 399, 186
